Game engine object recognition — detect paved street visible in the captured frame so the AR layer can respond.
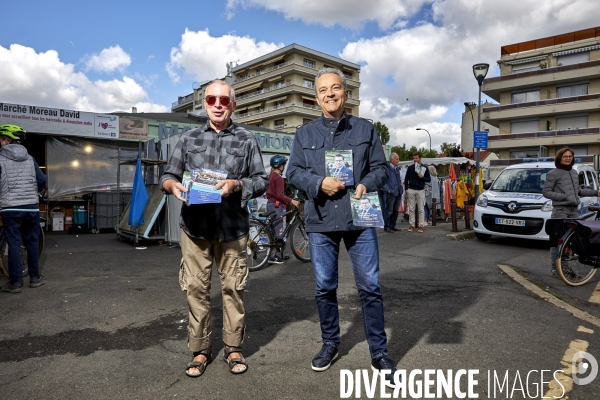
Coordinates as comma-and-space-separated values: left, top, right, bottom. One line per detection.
2, 221, 600, 399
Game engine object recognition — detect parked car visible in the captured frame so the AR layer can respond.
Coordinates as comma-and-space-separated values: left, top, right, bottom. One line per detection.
473, 161, 599, 241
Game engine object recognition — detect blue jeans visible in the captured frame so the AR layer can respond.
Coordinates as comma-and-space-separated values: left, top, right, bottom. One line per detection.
2, 211, 41, 285
308, 228, 388, 359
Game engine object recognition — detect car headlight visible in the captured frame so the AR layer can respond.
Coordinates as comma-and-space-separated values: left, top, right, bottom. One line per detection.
541, 200, 553, 212
476, 194, 488, 207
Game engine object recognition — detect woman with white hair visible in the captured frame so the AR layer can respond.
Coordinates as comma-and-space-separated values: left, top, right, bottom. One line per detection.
425, 165, 440, 223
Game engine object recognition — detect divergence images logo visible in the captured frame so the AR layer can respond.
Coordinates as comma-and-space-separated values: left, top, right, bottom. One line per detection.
572, 351, 598, 386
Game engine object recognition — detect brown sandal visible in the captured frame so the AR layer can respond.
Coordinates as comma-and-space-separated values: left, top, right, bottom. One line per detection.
185, 349, 212, 378
223, 345, 248, 374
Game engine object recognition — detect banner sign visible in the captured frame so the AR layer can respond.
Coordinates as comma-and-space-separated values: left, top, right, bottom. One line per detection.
119, 117, 148, 140
0, 102, 119, 139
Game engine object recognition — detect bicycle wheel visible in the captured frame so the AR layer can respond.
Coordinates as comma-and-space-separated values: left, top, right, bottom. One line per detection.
0, 225, 44, 278
556, 230, 597, 286
247, 219, 273, 271
289, 219, 310, 262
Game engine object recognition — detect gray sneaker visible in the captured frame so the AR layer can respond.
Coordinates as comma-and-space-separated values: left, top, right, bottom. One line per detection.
30, 275, 46, 288
0, 281, 22, 293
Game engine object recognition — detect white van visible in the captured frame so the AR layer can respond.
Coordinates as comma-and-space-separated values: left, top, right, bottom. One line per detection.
473, 160, 600, 241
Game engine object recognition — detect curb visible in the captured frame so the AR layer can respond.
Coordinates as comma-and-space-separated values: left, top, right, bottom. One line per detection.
446, 229, 476, 241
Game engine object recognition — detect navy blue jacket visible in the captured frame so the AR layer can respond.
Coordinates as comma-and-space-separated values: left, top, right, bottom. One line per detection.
404, 163, 431, 191
382, 163, 402, 197
287, 113, 388, 233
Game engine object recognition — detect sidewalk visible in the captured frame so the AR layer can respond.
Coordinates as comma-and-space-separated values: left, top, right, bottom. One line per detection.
382, 215, 476, 241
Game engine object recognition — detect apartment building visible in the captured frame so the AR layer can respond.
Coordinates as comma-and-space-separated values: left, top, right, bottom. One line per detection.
171, 93, 195, 113
174, 44, 361, 133
481, 26, 600, 163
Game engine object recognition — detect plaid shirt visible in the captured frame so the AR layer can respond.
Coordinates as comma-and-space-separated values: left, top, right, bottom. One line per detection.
160, 120, 268, 242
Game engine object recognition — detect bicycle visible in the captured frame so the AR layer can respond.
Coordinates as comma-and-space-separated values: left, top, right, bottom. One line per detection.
246, 202, 310, 271
0, 215, 45, 279
553, 205, 600, 286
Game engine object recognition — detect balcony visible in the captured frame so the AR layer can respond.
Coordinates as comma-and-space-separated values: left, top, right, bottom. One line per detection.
172, 93, 195, 110
482, 60, 600, 101
486, 127, 600, 150
481, 94, 600, 126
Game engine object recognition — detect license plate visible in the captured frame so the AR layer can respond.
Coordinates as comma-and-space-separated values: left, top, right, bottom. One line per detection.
495, 218, 525, 227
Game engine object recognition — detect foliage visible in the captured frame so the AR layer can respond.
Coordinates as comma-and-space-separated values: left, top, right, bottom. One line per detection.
374, 121, 390, 145
390, 144, 438, 161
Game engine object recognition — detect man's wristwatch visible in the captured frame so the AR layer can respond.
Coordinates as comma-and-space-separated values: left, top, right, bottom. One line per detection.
233, 179, 242, 192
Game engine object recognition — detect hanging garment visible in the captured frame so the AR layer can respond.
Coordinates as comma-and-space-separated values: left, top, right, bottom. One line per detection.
455, 180, 468, 209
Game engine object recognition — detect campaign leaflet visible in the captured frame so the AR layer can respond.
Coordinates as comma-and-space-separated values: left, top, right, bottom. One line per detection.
181, 168, 228, 204
325, 150, 354, 186
351, 191, 384, 228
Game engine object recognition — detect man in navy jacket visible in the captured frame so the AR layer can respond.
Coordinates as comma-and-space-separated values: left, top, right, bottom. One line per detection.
382, 152, 402, 232
287, 68, 398, 387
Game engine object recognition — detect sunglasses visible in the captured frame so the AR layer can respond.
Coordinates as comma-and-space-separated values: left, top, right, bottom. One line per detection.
205, 95, 232, 107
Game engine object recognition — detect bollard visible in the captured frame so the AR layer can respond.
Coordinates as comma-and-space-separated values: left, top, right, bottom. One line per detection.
464, 204, 471, 229
451, 199, 458, 232
432, 198, 437, 226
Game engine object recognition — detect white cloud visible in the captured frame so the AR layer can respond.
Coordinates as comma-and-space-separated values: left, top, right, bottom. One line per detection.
0, 44, 167, 113
225, 0, 430, 30
84, 45, 131, 73
166, 28, 283, 84
339, 0, 600, 150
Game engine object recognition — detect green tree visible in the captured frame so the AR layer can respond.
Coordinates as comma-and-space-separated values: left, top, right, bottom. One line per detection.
440, 142, 458, 157
374, 121, 390, 145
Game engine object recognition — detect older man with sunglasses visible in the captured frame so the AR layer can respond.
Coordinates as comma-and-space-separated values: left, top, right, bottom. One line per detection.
160, 80, 268, 378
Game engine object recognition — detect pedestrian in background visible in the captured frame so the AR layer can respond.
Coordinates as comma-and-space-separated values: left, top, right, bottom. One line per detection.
425, 165, 440, 224
0, 124, 47, 294
404, 151, 431, 233
265, 154, 300, 264
542, 147, 600, 278
382, 152, 402, 232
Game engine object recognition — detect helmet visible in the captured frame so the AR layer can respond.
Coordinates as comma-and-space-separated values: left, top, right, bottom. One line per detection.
0, 124, 25, 141
270, 155, 288, 169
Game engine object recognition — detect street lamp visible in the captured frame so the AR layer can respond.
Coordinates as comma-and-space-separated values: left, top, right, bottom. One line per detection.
472, 63, 489, 201
416, 128, 431, 154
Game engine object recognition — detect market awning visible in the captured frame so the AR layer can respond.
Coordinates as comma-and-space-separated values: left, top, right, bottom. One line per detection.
398, 157, 489, 168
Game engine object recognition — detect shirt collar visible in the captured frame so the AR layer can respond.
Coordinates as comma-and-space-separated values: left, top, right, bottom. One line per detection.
202, 119, 236, 134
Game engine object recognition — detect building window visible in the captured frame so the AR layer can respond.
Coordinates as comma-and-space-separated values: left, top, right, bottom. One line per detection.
512, 90, 540, 104
512, 61, 540, 74
510, 119, 539, 134
557, 52, 589, 67
303, 59, 315, 68
557, 83, 589, 98
275, 80, 285, 89
347, 90, 353, 98
256, 123, 264, 128
510, 148, 540, 158
256, 67, 264, 75
343, 72, 352, 80
303, 79, 315, 89
556, 115, 588, 130
274, 119, 285, 128
275, 100, 285, 109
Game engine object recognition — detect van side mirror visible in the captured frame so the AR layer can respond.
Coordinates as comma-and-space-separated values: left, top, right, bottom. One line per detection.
483, 181, 494, 190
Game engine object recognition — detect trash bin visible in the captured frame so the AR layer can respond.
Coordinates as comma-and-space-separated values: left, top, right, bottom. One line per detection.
72, 205, 88, 233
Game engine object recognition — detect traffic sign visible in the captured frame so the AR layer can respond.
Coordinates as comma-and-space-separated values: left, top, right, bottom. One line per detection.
473, 130, 488, 149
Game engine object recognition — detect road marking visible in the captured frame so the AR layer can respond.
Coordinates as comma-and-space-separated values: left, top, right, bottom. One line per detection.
544, 339, 589, 399
498, 264, 600, 328
577, 326, 594, 334
589, 281, 600, 304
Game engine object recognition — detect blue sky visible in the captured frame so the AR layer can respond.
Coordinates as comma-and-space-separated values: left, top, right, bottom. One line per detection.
1, 0, 598, 150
